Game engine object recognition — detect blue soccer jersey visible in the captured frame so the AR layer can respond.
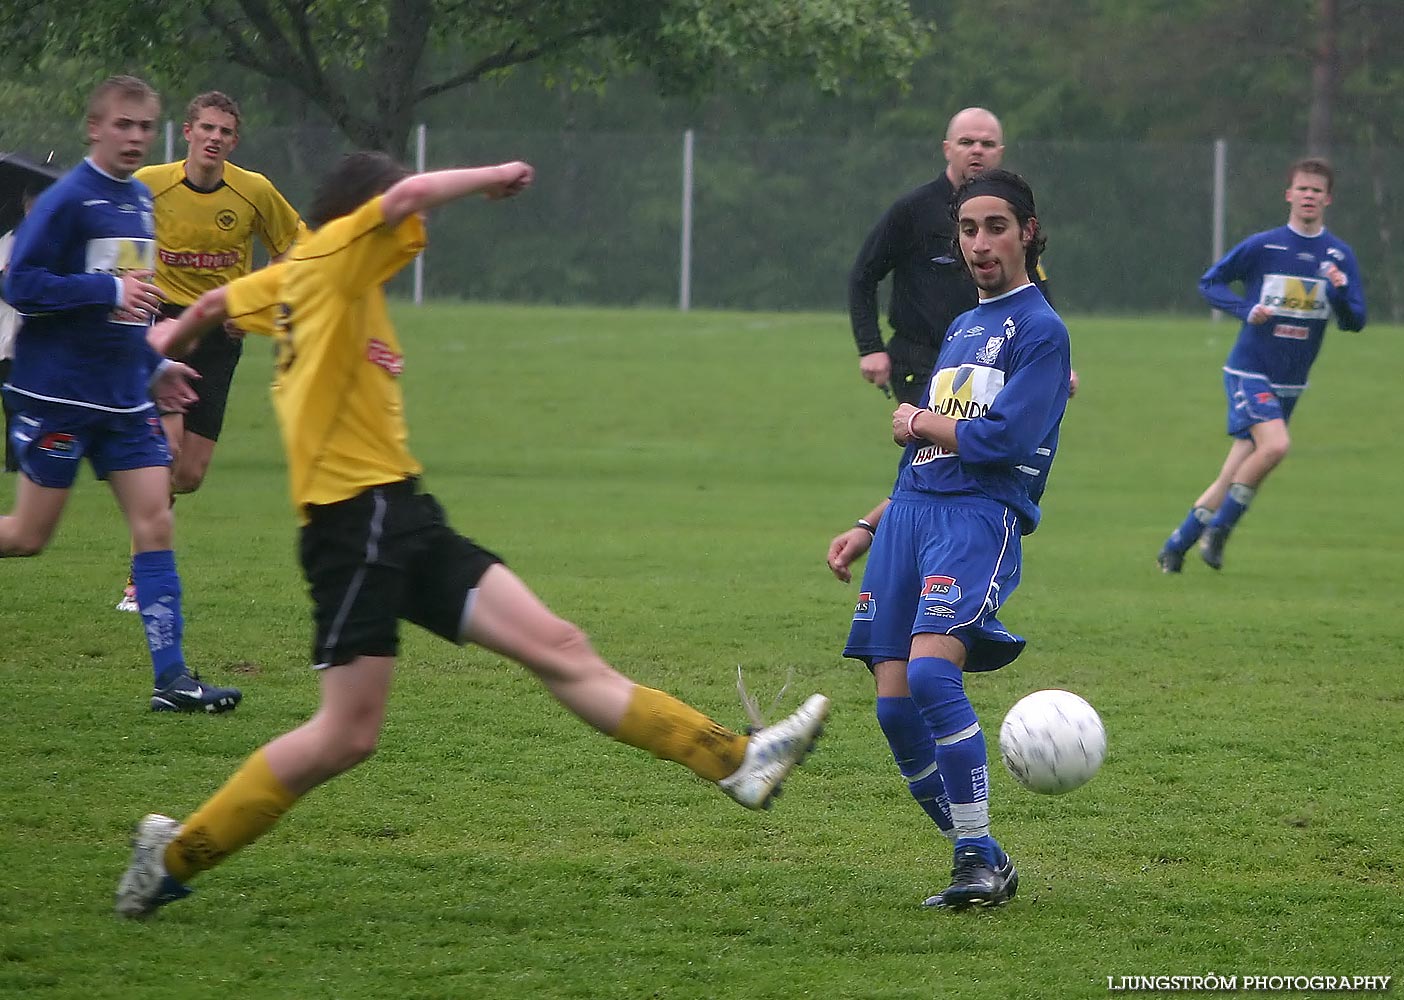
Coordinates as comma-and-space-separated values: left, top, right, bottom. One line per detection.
1200, 224, 1366, 394
3, 159, 163, 412
893, 282, 1071, 534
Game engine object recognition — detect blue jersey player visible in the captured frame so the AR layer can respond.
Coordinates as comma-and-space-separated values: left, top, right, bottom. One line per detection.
0, 76, 241, 713
1157, 158, 1366, 573
827, 169, 1071, 910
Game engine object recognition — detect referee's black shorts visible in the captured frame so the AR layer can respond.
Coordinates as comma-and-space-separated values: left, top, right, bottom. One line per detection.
299, 478, 503, 668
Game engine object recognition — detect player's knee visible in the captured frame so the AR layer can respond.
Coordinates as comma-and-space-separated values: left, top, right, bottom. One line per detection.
2, 531, 49, 557
320, 717, 382, 773
1262, 437, 1290, 465
540, 616, 595, 664
171, 467, 205, 495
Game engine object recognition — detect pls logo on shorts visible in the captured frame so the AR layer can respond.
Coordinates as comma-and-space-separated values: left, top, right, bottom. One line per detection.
852, 592, 876, 622
921, 575, 962, 604
37, 432, 78, 457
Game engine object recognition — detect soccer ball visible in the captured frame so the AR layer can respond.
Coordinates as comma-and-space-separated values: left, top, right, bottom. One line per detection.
998, 689, 1106, 795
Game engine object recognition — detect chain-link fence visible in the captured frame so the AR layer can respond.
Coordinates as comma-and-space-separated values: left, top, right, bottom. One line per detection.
4, 122, 1399, 320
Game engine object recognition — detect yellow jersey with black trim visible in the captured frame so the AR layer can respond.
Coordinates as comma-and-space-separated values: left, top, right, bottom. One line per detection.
223, 196, 426, 519
135, 159, 303, 307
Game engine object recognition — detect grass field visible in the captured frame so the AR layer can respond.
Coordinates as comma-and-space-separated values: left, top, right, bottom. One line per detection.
1, 304, 1401, 999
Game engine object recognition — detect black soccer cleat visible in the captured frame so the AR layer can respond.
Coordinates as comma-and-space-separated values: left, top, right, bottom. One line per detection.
1156, 546, 1185, 574
1199, 525, 1229, 571
928, 845, 1019, 910
151, 672, 242, 713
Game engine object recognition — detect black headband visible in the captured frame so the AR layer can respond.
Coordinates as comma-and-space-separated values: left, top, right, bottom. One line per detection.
954, 175, 1036, 219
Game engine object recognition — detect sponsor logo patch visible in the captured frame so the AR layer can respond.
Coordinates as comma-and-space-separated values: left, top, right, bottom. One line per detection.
853, 592, 876, 622
1273, 324, 1310, 340
367, 338, 404, 376
37, 432, 78, 454
921, 574, 962, 605
158, 249, 241, 270
216, 209, 238, 231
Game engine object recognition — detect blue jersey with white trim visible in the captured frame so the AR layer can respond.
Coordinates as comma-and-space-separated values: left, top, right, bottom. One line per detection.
893, 282, 1070, 534
1200, 224, 1365, 393
2, 160, 162, 411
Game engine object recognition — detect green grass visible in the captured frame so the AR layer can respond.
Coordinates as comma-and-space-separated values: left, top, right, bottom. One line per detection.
2, 305, 1401, 999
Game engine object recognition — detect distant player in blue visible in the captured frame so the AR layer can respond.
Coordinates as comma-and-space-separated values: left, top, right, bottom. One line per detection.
1157, 158, 1366, 573
827, 169, 1071, 910
0, 75, 242, 713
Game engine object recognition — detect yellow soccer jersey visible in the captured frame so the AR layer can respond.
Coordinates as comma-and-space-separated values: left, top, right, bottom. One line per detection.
223, 196, 427, 518
135, 159, 303, 307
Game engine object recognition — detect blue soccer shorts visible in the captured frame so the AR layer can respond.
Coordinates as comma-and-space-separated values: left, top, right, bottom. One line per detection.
844, 491, 1026, 672
8, 396, 170, 488
1224, 370, 1301, 439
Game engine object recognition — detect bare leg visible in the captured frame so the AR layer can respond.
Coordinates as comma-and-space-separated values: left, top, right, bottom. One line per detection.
1194, 437, 1256, 510
171, 431, 217, 495
460, 563, 634, 733
262, 656, 396, 795
108, 465, 175, 553
0, 475, 70, 556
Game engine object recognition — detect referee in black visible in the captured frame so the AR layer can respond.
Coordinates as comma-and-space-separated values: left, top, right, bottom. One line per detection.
848, 107, 1057, 404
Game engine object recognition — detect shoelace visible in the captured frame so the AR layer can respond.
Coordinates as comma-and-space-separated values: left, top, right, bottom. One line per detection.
735, 665, 794, 733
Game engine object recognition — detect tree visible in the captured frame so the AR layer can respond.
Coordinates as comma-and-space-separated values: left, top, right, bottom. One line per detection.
2, 0, 926, 154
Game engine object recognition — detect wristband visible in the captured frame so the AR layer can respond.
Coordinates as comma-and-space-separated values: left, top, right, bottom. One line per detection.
905, 408, 922, 442
855, 519, 876, 535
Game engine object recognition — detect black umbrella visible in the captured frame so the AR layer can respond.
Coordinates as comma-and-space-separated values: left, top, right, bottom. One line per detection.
0, 152, 62, 233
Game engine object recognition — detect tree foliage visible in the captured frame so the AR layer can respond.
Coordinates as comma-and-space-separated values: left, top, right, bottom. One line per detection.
1, 0, 925, 153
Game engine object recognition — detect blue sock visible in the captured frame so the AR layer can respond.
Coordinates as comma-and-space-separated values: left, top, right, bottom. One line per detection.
875, 696, 955, 839
132, 549, 186, 688
1209, 483, 1255, 530
908, 656, 997, 862
1164, 505, 1213, 555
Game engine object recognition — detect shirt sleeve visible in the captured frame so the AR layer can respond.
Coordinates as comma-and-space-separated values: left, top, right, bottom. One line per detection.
1198, 237, 1257, 320
3, 198, 120, 312
1327, 246, 1367, 331
955, 328, 1070, 466
224, 262, 288, 338
847, 201, 905, 356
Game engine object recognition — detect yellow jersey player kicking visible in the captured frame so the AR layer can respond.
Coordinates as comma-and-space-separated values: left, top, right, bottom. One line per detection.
115, 153, 829, 918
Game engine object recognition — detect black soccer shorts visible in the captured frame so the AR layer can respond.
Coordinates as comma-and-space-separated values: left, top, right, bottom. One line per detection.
299, 478, 503, 667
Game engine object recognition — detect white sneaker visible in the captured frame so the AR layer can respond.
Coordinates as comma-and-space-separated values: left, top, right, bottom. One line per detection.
115, 583, 139, 613
719, 693, 830, 810
114, 813, 191, 918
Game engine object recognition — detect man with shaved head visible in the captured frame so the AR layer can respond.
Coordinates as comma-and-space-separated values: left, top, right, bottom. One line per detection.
849, 107, 1055, 404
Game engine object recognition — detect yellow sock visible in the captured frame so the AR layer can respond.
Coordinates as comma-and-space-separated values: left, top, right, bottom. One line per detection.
613, 686, 747, 782
164, 749, 298, 883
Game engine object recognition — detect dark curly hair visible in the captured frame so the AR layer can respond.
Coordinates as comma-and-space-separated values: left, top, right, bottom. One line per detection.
306, 151, 410, 230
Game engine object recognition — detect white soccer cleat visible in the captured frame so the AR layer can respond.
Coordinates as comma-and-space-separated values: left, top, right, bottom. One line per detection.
115, 583, 139, 613
719, 693, 830, 810
114, 813, 191, 918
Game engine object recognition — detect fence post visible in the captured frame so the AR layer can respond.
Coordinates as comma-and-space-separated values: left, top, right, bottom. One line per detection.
679, 128, 694, 312
1211, 137, 1227, 321
164, 120, 174, 163
413, 123, 427, 306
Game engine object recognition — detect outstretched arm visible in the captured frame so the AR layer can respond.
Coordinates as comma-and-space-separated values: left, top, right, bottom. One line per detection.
379, 162, 534, 229
147, 286, 230, 358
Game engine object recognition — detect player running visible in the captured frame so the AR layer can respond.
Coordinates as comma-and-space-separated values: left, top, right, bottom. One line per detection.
1157, 157, 1366, 573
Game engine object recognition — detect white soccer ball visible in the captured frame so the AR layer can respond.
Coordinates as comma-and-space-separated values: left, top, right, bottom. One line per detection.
998, 689, 1106, 795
